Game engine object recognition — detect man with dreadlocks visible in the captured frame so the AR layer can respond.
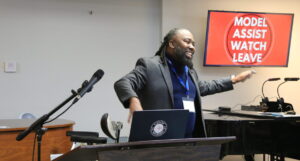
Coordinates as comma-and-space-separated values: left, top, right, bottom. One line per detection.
114, 28, 255, 137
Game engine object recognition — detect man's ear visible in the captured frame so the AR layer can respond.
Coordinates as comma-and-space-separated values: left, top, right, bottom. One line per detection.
169, 40, 176, 49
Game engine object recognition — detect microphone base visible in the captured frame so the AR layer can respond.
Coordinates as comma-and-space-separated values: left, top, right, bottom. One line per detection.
260, 101, 294, 112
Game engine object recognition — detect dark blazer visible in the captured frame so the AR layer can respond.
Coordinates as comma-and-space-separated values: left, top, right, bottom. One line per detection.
114, 56, 233, 137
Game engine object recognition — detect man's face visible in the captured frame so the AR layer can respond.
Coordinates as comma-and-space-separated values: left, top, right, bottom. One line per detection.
169, 29, 195, 67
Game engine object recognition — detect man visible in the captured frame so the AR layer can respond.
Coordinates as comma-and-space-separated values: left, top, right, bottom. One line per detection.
114, 28, 255, 137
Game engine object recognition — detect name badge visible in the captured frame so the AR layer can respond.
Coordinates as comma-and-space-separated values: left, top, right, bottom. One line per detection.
182, 97, 195, 112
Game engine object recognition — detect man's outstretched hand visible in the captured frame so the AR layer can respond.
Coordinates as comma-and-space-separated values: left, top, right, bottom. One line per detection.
231, 70, 256, 84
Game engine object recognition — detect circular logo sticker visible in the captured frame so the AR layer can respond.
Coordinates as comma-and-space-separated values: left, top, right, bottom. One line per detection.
226, 14, 273, 65
150, 120, 168, 137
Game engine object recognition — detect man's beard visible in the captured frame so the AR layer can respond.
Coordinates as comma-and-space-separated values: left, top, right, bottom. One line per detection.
173, 46, 194, 68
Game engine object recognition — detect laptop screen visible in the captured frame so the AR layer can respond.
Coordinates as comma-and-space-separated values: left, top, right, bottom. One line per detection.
128, 109, 189, 142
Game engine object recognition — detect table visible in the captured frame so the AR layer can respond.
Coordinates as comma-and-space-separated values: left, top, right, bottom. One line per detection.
0, 119, 74, 161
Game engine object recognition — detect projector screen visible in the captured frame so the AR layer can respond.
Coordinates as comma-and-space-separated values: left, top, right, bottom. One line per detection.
203, 10, 294, 67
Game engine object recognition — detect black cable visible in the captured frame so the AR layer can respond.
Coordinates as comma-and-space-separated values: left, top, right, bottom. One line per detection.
45, 102, 75, 124
231, 95, 262, 110
32, 133, 37, 161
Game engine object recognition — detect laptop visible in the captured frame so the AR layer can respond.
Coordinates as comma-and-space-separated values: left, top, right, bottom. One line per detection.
128, 109, 189, 142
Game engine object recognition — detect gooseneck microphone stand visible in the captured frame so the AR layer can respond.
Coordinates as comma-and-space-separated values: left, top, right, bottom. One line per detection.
276, 81, 287, 100
261, 78, 281, 102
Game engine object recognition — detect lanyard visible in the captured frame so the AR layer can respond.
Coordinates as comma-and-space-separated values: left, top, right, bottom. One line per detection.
167, 59, 189, 97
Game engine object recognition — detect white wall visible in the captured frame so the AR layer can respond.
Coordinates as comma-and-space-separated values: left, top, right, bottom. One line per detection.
162, 0, 299, 160
1, 0, 299, 159
0, 0, 161, 136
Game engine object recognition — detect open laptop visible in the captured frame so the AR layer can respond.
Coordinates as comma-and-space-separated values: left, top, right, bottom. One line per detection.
128, 109, 189, 142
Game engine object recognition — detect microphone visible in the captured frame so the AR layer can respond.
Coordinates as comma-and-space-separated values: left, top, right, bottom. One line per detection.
73, 69, 104, 103
260, 78, 281, 111
284, 77, 300, 81
262, 78, 281, 98
276, 80, 295, 112
268, 78, 281, 81
277, 77, 299, 98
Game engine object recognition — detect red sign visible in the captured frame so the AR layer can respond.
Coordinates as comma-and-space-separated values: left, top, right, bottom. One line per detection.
204, 11, 293, 67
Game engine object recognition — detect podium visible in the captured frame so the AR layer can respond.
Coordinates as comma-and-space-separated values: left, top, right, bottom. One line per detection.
54, 136, 235, 161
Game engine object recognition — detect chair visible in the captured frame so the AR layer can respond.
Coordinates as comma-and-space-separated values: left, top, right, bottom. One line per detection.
66, 131, 107, 145
100, 113, 123, 143
19, 113, 36, 119
66, 113, 123, 146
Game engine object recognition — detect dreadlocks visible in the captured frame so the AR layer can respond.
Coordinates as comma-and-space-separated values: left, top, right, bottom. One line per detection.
155, 28, 185, 62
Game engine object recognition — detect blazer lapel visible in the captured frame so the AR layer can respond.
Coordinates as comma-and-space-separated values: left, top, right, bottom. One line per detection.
189, 69, 207, 137
189, 69, 201, 99
159, 63, 174, 105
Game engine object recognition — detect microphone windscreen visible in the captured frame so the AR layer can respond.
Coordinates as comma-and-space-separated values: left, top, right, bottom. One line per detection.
284, 77, 300, 81
268, 78, 281, 81
93, 69, 104, 79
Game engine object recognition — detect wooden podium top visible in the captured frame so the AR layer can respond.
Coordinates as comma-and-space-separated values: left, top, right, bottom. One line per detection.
55, 136, 236, 161
0, 118, 74, 132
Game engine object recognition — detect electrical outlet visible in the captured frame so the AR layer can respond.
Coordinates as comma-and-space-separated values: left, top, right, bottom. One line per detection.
4, 61, 17, 73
